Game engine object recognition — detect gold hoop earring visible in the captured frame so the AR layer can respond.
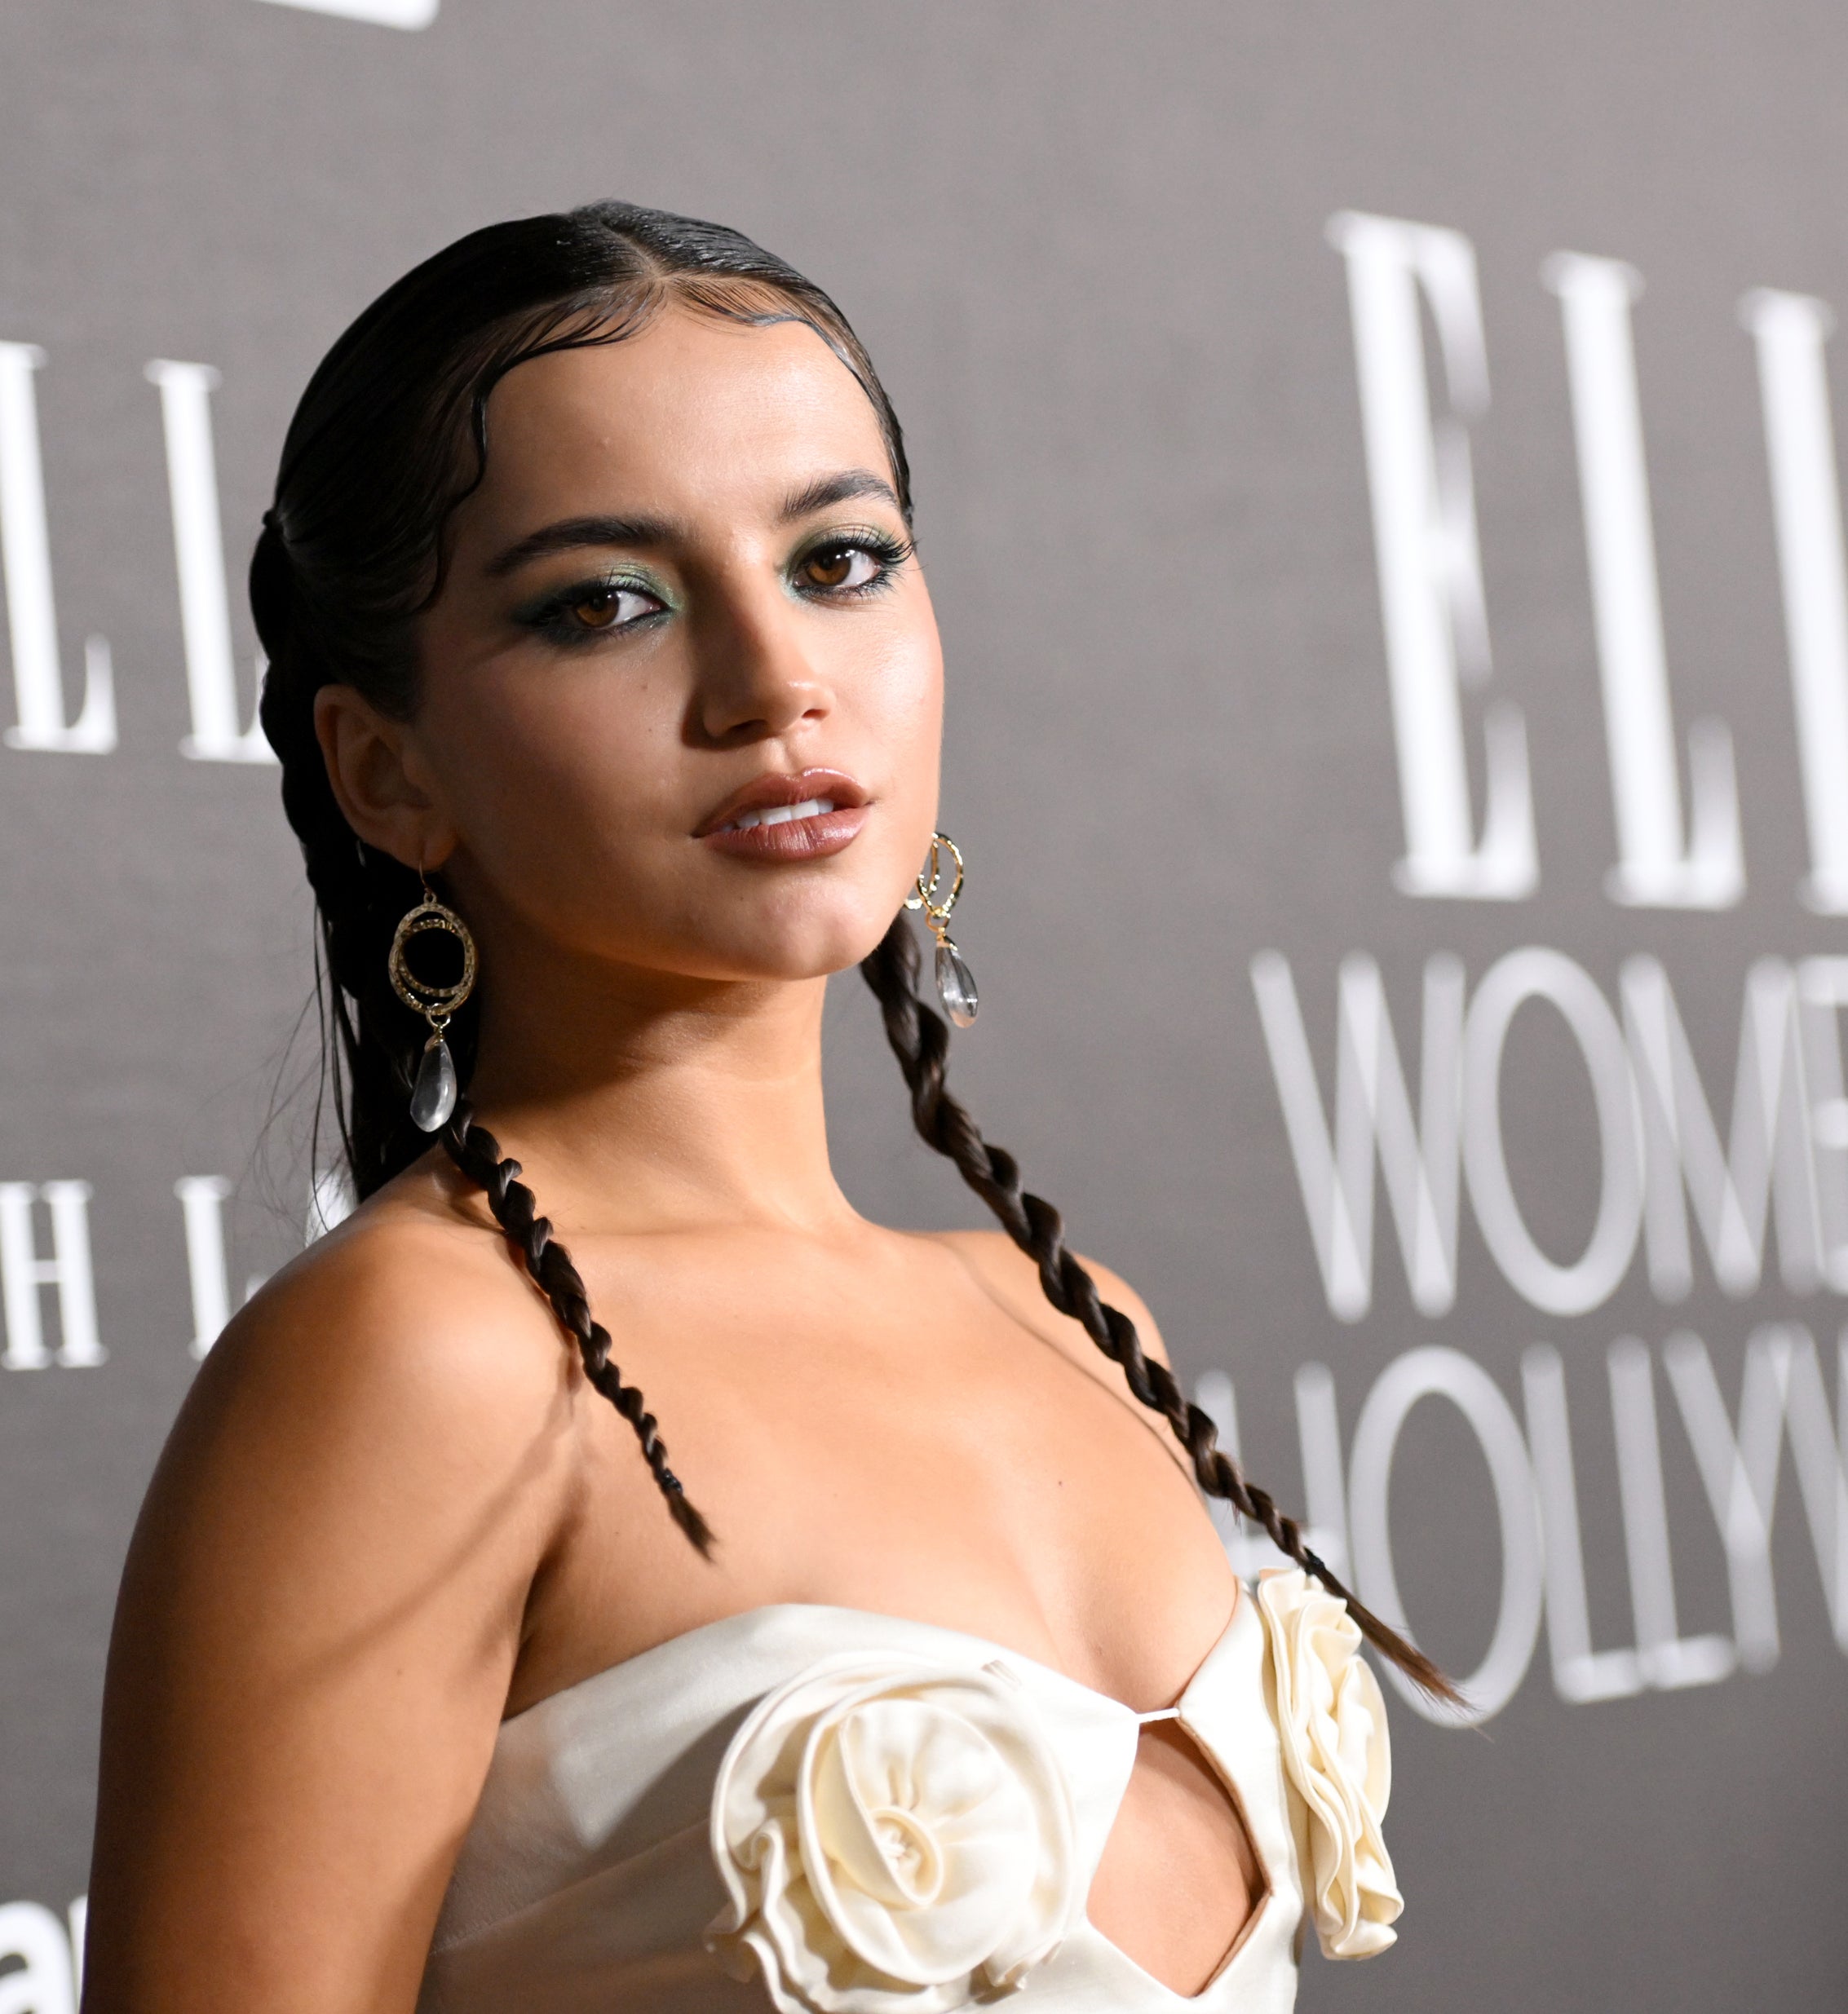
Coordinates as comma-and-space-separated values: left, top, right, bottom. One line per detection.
904, 830, 978, 1027
388, 878, 478, 1132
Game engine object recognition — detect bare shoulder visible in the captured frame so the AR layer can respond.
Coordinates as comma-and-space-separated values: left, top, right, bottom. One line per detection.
132, 1158, 590, 1641
930, 1228, 1173, 1367
188, 1162, 573, 1473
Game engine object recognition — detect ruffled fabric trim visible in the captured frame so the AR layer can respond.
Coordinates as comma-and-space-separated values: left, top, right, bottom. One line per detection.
1256, 1569, 1403, 1959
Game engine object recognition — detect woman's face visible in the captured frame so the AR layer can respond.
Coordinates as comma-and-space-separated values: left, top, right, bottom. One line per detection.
334, 306, 944, 989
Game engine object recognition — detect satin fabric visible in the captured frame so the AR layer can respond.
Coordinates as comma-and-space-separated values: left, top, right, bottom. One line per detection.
418, 1600, 1309, 2014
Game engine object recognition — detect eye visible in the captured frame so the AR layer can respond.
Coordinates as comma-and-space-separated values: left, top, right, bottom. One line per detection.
792, 530, 912, 598
564, 583, 661, 631
515, 573, 671, 647
798, 544, 879, 591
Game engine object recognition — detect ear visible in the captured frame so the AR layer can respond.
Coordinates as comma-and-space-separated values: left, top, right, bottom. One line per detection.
313, 685, 458, 871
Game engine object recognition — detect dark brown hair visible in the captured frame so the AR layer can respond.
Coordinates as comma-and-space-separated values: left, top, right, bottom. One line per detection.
252, 200, 1455, 1701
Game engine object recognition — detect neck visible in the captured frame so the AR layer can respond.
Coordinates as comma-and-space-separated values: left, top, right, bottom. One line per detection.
462, 945, 854, 1239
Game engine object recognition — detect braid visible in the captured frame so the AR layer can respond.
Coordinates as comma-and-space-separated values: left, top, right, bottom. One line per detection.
859, 915, 1460, 1707
440, 1096, 714, 1556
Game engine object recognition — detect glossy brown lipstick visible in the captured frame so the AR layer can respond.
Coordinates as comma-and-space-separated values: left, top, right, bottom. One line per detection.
696, 767, 870, 862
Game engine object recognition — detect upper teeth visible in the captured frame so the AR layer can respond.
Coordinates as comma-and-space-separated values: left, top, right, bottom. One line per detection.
727, 797, 834, 832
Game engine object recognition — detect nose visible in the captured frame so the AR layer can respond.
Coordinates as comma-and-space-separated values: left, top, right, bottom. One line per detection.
691, 577, 833, 747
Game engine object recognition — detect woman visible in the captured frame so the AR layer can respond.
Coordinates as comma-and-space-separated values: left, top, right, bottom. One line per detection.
84, 203, 1440, 2013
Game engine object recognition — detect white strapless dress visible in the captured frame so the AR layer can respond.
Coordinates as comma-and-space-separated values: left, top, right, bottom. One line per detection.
418, 1579, 1402, 2014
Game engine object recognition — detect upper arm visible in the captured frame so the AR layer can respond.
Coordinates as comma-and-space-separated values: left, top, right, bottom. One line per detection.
84, 1216, 577, 2014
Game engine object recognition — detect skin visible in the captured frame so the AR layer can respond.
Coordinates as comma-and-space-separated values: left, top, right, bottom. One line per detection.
84, 307, 1257, 2013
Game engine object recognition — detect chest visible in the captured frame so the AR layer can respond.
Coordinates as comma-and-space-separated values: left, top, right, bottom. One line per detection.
517, 1234, 1239, 1711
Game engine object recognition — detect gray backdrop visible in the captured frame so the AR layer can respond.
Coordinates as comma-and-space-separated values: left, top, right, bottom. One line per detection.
0, 2, 1842, 2007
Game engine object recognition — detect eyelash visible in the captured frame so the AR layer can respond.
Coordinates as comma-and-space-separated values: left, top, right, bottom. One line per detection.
789, 527, 915, 599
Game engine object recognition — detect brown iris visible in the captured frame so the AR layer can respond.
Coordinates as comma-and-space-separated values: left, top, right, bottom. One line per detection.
799, 548, 855, 589
570, 589, 622, 629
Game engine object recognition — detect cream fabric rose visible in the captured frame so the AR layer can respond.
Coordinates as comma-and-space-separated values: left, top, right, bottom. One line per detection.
1256, 1569, 1404, 1960
706, 1653, 1080, 2014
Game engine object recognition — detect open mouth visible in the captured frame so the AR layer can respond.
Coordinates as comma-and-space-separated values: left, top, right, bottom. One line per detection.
697, 770, 869, 862
718, 795, 838, 833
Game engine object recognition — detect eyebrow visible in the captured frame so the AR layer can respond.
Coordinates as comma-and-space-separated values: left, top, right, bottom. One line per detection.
484, 514, 679, 578
777, 468, 902, 521
483, 467, 903, 581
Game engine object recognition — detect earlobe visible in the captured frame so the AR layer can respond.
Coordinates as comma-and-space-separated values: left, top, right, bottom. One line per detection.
312, 684, 454, 870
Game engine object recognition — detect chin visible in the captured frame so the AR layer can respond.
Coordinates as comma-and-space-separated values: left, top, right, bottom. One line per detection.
712, 905, 896, 984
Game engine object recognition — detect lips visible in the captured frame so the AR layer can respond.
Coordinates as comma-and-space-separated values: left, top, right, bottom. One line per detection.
696, 767, 870, 862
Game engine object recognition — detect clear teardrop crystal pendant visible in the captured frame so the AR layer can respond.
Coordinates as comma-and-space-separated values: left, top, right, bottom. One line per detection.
409, 1034, 458, 1133
935, 939, 979, 1028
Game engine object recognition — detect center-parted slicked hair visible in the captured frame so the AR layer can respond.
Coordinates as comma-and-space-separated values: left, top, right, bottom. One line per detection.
253, 200, 1457, 1702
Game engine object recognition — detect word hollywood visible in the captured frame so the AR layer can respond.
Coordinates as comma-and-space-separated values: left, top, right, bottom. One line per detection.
1196, 1322, 1848, 1727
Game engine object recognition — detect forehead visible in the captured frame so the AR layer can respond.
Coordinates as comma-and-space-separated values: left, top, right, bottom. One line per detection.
472, 308, 891, 522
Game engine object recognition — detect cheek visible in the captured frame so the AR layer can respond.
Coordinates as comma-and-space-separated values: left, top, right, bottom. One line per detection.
424, 656, 687, 897
851, 625, 945, 850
